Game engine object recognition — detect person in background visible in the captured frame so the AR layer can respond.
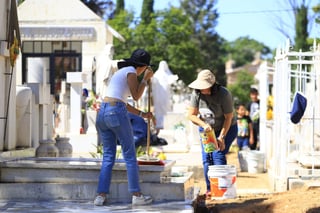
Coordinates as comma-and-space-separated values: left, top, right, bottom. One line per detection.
247, 88, 260, 150
187, 69, 237, 198
127, 112, 167, 147
128, 112, 149, 147
236, 103, 254, 150
53, 94, 61, 137
81, 88, 89, 134
94, 49, 154, 206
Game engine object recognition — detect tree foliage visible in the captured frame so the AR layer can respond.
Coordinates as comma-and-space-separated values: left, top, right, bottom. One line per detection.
227, 70, 255, 105
109, 6, 199, 84
107, 10, 135, 58
294, 4, 309, 51
224, 37, 271, 67
274, 0, 319, 49
156, 8, 201, 84
114, 0, 125, 16
314, 3, 320, 24
141, 0, 154, 24
180, 0, 226, 85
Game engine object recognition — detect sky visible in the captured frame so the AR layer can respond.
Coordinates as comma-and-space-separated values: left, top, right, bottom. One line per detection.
124, 0, 320, 50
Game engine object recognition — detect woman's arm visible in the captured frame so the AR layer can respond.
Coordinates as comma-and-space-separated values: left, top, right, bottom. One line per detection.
126, 103, 153, 120
187, 107, 212, 132
127, 73, 147, 101
217, 112, 233, 151
249, 122, 254, 145
127, 67, 153, 101
219, 112, 233, 140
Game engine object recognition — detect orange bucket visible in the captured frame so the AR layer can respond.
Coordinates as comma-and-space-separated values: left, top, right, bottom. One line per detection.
208, 165, 237, 199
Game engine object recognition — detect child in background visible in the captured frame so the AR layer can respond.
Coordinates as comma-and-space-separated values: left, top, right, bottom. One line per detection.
81, 88, 89, 134
247, 88, 260, 150
236, 104, 254, 150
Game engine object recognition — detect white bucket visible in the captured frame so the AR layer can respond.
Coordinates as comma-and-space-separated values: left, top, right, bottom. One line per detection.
246, 151, 265, 173
207, 165, 237, 199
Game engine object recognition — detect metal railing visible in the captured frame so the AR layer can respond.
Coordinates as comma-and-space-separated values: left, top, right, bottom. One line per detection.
258, 39, 320, 191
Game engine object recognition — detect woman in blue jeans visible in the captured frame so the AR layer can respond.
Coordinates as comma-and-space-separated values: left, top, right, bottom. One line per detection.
94, 49, 154, 206
187, 69, 238, 196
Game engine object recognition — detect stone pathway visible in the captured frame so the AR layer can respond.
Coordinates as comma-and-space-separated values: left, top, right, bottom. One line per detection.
0, 200, 193, 212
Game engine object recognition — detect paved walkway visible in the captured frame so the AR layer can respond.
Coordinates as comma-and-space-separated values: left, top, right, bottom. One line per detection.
0, 200, 193, 212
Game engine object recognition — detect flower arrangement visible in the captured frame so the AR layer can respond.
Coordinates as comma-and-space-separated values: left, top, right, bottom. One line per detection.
86, 90, 100, 111
267, 95, 273, 120
89, 144, 166, 160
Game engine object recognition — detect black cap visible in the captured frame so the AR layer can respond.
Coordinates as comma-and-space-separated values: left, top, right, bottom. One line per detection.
117, 49, 152, 69
127, 49, 151, 66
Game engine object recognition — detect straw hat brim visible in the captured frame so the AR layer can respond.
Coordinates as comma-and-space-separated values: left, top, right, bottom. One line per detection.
188, 80, 214, 90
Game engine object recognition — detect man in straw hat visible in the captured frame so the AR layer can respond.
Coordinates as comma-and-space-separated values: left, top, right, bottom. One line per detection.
187, 69, 238, 198
94, 49, 154, 206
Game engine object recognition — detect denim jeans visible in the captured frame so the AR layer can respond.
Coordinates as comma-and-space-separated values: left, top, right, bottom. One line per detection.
200, 124, 238, 191
96, 102, 140, 194
237, 137, 250, 150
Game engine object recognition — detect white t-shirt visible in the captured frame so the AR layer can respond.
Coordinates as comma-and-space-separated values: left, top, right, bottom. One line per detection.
105, 66, 136, 103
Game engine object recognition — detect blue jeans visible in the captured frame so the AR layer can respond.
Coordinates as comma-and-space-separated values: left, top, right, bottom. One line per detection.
237, 137, 250, 150
200, 124, 238, 191
96, 102, 140, 194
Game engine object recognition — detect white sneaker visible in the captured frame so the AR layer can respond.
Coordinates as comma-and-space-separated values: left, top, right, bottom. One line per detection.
132, 194, 153, 205
94, 195, 106, 206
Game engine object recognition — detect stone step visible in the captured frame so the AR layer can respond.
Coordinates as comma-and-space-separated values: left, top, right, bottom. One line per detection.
0, 176, 194, 203
0, 157, 194, 203
0, 157, 173, 183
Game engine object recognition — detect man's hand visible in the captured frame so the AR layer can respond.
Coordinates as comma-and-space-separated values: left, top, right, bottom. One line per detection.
217, 138, 225, 151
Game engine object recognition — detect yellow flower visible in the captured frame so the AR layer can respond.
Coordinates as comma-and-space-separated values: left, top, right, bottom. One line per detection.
267, 108, 273, 120
158, 152, 166, 160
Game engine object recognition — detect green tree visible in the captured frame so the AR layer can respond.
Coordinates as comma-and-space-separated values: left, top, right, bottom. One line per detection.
141, 0, 154, 24
107, 10, 135, 58
155, 8, 201, 84
227, 70, 255, 105
109, 0, 226, 85
114, 0, 125, 16
294, 4, 309, 51
274, 0, 318, 49
130, 18, 158, 59
224, 37, 271, 67
314, 3, 320, 24
306, 3, 320, 46
110, 5, 200, 84
133, 7, 199, 84
180, 0, 226, 85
